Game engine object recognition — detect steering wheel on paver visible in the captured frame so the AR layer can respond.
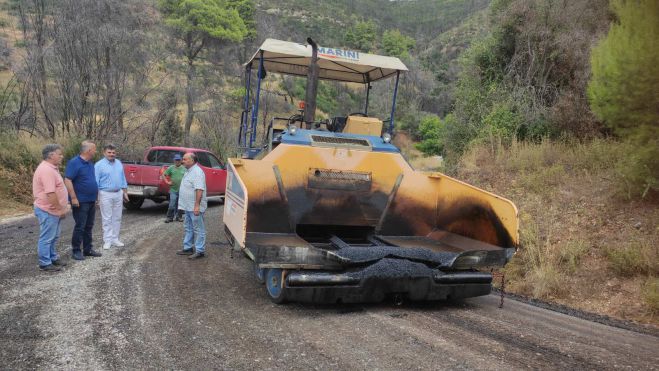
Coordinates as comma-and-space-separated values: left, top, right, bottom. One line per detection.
287, 113, 304, 129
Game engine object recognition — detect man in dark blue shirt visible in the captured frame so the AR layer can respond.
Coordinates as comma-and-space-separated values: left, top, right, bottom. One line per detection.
64, 140, 102, 260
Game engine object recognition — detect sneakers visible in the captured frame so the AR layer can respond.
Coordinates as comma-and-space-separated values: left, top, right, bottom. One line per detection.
175, 216, 184, 222
176, 249, 194, 255
164, 218, 173, 223
103, 242, 112, 250
83, 249, 102, 257
39, 264, 61, 272
188, 252, 205, 259
51, 259, 67, 267
112, 240, 125, 247
72, 251, 85, 261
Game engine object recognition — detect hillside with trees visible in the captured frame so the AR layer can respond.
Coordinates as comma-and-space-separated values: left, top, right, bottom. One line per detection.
0, 0, 656, 325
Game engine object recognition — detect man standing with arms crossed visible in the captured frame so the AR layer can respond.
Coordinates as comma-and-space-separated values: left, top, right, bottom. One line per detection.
176, 152, 207, 259
64, 140, 102, 260
33, 144, 70, 271
95, 144, 129, 250
162, 154, 185, 223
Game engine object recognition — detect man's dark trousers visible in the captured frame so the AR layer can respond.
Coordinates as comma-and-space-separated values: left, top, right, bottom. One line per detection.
72, 202, 96, 253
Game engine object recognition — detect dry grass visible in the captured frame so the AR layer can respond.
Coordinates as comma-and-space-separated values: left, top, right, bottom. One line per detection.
642, 278, 659, 317
394, 132, 444, 171
0, 134, 85, 211
458, 138, 659, 324
604, 240, 658, 277
0, 197, 31, 218
410, 155, 443, 171
504, 213, 590, 299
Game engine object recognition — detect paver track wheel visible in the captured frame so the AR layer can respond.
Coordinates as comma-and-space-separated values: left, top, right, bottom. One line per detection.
265, 268, 288, 304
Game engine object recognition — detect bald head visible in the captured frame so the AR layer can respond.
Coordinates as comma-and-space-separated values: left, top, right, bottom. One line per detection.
80, 140, 96, 160
182, 152, 197, 169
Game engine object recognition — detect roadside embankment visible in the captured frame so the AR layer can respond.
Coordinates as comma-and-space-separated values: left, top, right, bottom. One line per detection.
455, 138, 658, 325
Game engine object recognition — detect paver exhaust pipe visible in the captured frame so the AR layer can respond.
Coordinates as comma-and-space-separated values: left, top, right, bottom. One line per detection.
303, 37, 319, 125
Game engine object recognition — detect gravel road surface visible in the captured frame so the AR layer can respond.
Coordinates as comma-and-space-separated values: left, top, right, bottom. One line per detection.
1, 200, 658, 370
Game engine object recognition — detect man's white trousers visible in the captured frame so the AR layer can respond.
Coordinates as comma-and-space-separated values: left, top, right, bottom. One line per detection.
99, 190, 123, 244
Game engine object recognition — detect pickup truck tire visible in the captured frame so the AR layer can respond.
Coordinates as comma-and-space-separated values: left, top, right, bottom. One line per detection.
123, 196, 145, 210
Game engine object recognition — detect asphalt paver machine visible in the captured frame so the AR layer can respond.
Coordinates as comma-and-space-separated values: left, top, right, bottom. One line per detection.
224, 38, 519, 303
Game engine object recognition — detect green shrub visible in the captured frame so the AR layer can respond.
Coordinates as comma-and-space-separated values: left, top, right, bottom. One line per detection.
479, 102, 522, 144
415, 114, 444, 156
0, 135, 42, 204
0, 135, 40, 171
226, 87, 246, 106
381, 29, 415, 59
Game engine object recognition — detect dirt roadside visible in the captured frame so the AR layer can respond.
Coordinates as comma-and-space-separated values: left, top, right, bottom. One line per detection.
1, 201, 658, 370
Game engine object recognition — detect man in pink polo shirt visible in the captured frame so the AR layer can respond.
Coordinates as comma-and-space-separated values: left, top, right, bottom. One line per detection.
33, 144, 70, 272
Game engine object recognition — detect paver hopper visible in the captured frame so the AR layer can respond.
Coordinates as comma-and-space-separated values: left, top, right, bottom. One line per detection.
224, 38, 518, 303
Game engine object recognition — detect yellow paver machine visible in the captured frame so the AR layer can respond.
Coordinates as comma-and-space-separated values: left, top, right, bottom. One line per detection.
224, 38, 519, 303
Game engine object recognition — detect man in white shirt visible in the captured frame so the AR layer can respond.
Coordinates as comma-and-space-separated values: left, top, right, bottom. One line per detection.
175, 152, 207, 259
95, 144, 129, 250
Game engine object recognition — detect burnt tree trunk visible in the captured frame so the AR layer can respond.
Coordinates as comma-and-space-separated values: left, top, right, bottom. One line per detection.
184, 58, 195, 147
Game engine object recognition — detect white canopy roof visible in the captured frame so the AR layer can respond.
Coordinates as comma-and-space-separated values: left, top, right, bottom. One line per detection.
246, 39, 408, 83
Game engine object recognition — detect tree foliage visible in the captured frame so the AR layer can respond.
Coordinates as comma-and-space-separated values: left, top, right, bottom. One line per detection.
2, 0, 154, 140
588, 0, 659, 135
381, 29, 415, 59
159, 0, 250, 145
344, 20, 377, 52
415, 115, 445, 156
228, 0, 257, 41
160, 0, 247, 43
420, 0, 610, 167
588, 0, 659, 197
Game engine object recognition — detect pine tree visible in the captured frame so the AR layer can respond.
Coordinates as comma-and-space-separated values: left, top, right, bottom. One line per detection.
588, 0, 659, 135
345, 20, 377, 52
159, 109, 183, 147
381, 29, 415, 59
159, 0, 251, 146
588, 0, 659, 197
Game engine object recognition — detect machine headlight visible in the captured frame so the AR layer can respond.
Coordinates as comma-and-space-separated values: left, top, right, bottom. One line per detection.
288, 124, 297, 135
382, 132, 392, 143
451, 251, 488, 269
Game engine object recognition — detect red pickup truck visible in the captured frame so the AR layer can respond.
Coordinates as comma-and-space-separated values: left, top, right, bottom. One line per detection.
122, 146, 227, 210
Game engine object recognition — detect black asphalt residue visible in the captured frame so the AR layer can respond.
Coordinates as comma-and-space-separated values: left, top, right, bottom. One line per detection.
346, 258, 436, 279
334, 245, 456, 267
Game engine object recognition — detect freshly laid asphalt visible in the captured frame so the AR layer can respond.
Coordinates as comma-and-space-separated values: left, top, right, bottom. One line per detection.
1, 200, 657, 370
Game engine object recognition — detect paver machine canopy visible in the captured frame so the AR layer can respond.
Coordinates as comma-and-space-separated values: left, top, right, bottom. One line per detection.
237, 38, 408, 156
225, 38, 519, 304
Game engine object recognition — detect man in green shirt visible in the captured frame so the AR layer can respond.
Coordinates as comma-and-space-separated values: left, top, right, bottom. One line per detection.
162, 154, 186, 223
